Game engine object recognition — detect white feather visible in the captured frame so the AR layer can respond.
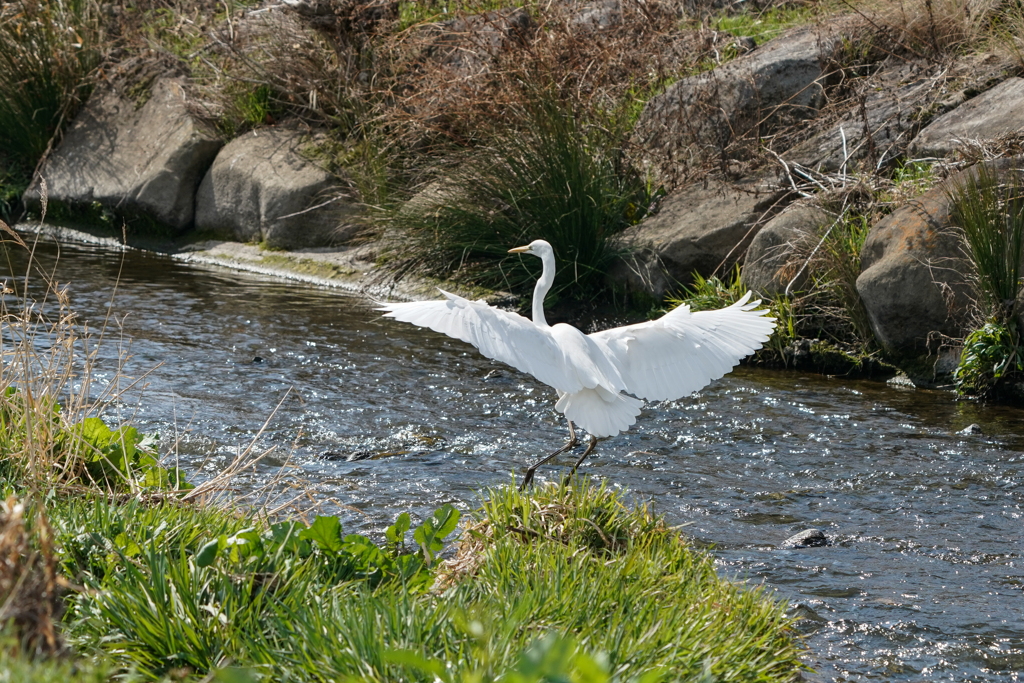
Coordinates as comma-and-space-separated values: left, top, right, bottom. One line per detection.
378, 241, 776, 438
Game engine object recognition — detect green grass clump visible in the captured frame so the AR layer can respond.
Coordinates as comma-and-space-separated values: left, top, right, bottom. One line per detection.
0, 0, 100, 170
47, 481, 803, 682
397, 89, 655, 305
948, 164, 1024, 396
948, 164, 1024, 324
711, 5, 821, 45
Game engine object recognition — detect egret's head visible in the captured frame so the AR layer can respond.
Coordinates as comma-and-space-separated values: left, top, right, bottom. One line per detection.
508, 239, 552, 257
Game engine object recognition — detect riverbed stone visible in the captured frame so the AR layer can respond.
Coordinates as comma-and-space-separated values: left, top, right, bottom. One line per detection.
781, 528, 827, 548
741, 203, 828, 297
909, 77, 1024, 159
608, 177, 789, 299
634, 26, 828, 184
194, 128, 359, 249
25, 78, 221, 233
855, 159, 1024, 353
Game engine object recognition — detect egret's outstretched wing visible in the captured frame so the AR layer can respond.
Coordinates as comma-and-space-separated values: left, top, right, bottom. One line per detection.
591, 293, 775, 401
377, 290, 584, 394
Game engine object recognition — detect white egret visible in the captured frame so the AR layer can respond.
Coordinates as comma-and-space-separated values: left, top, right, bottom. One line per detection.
378, 239, 776, 488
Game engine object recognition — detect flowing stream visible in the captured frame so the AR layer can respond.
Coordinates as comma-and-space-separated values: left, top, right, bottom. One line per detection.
3, 239, 1023, 682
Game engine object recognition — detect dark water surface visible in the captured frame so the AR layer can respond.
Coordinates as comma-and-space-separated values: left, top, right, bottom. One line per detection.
3, 239, 1023, 681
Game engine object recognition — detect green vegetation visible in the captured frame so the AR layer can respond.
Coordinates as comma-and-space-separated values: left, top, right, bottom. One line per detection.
396, 1, 538, 30
397, 90, 654, 304
0, 0, 101, 169
813, 212, 874, 346
949, 164, 1024, 323
712, 4, 822, 44
953, 320, 1023, 396
948, 164, 1024, 396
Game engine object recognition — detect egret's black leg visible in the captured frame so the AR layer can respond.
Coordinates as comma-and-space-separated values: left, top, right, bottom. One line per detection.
520, 419, 578, 492
565, 435, 599, 485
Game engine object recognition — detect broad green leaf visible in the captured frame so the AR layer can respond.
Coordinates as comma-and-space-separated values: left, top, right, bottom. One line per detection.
430, 504, 460, 538
269, 521, 312, 557
196, 538, 220, 567
80, 417, 113, 447
225, 529, 262, 562
414, 504, 460, 563
299, 516, 344, 555
343, 534, 386, 571
113, 532, 142, 558
386, 512, 411, 546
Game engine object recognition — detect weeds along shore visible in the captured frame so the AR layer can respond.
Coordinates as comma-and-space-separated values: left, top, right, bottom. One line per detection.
0, 236, 806, 681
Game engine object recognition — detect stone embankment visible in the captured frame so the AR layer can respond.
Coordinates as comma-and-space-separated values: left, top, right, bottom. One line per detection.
17, 0, 1024, 367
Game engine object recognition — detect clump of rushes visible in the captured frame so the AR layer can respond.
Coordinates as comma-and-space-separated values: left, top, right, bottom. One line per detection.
948, 164, 1024, 396
396, 88, 655, 304
0, 1, 100, 170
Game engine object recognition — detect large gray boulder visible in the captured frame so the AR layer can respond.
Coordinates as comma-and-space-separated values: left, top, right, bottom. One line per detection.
853, 161, 1024, 353
783, 54, 1006, 173
741, 203, 828, 297
909, 77, 1024, 159
26, 78, 221, 233
195, 128, 359, 249
634, 26, 828, 184
609, 177, 789, 299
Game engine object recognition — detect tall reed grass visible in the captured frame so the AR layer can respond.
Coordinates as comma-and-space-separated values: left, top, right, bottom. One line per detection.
395, 89, 653, 303
948, 163, 1024, 395
0, 0, 101, 170
948, 163, 1024, 323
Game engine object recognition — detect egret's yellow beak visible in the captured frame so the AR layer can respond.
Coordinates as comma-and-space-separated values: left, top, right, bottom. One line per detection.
508, 245, 531, 254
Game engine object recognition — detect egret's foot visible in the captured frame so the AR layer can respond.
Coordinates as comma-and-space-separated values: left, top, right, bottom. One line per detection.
519, 420, 579, 492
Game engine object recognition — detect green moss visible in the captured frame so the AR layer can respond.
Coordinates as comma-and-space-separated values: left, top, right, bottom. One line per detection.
707, 5, 822, 45
256, 253, 359, 280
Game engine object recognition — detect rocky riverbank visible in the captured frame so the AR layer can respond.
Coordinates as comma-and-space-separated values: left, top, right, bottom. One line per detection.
7, 0, 1024, 395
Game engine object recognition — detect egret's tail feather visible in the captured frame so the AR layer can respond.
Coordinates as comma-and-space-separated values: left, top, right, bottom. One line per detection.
556, 387, 643, 438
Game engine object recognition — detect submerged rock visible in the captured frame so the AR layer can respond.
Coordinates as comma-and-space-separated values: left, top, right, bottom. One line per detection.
195, 128, 359, 249
781, 528, 827, 548
26, 78, 221, 233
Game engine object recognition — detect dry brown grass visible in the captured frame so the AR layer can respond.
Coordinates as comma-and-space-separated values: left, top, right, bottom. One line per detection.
0, 497, 65, 656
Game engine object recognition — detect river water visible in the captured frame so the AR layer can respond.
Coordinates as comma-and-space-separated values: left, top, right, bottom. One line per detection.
3, 239, 1022, 682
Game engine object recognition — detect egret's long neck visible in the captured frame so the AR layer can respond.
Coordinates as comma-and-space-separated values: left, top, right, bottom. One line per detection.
532, 250, 555, 327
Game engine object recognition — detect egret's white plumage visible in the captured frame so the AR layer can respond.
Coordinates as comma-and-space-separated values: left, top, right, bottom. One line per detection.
378, 239, 776, 480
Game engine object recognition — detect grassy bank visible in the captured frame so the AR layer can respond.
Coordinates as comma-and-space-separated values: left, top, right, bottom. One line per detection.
0, 237, 806, 681
6, 482, 803, 682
